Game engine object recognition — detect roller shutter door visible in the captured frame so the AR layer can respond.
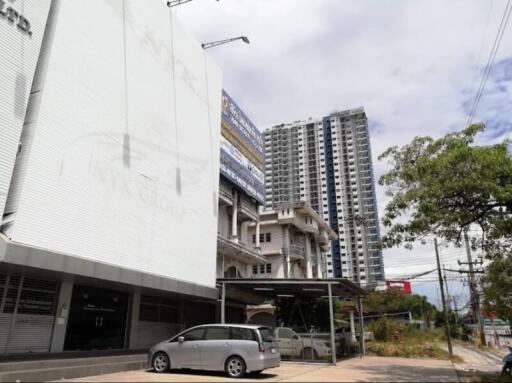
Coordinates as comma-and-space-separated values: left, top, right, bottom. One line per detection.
0, 272, 59, 354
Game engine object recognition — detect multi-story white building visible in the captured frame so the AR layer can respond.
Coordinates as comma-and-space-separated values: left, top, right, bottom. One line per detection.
217, 176, 266, 280
217, 193, 335, 324
217, 188, 335, 282
264, 108, 384, 285
0, 0, 223, 354
248, 202, 336, 280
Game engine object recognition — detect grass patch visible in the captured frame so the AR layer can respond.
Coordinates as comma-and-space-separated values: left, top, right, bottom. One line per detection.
457, 372, 512, 383
366, 318, 465, 361
367, 340, 463, 362
367, 340, 464, 362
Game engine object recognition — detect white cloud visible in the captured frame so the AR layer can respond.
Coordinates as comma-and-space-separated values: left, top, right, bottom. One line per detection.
176, 0, 512, 294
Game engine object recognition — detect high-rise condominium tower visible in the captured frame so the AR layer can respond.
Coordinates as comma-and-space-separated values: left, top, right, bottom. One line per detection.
264, 108, 384, 285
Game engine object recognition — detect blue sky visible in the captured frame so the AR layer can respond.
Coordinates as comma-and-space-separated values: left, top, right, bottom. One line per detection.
176, 0, 512, 305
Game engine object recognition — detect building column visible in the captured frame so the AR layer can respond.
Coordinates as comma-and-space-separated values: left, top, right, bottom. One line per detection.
231, 190, 238, 243
328, 283, 337, 365
350, 310, 356, 342
305, 234, 313, 279
321, 252, 327, 279
221, 283, 226, 324
128, 289, 141, 350
358, 296, 365, 356
50, 276, 73, 352
283, 225, 290, 278
255, 220, 261, 252
240, 221, 249, 244
315, 241, 322, 278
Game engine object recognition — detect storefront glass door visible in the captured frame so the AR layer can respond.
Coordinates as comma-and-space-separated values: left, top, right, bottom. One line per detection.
64, 285, 129, 351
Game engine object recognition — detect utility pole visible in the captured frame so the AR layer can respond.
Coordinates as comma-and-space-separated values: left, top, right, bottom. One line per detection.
443, 266, 451, 311
435, 238, 453, 358
464, 231, 486, 346
420, 300, 425, 330
453, 298, 459, 326
443, 266, 457, 329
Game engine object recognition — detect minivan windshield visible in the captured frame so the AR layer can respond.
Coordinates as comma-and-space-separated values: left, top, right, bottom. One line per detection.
259, 327, 274, 342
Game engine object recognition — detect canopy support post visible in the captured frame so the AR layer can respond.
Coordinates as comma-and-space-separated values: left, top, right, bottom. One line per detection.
221, 282, 226, 324
358, 295, 365, 357
328, 283, 337, 365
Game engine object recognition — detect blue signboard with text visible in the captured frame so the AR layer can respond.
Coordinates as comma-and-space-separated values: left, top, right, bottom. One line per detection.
220, 90, 265, 204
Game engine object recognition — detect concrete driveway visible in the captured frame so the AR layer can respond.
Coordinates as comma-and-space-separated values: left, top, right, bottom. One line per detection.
65, 357, 459, 382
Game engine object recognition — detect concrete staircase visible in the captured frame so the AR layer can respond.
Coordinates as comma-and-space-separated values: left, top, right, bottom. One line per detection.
0, 353, 147, 382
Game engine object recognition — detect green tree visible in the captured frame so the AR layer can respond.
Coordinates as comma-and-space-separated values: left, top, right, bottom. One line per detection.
378, 124, 512, 249
364, 289, 437, 320
378, 124, 512, 329
368, 316, 405, 342
483, 255, 512, 325
275, 297, 337, 332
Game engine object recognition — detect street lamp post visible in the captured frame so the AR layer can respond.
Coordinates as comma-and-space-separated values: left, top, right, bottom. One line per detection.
167, 0, 219, 8
167, 0, 192, 7
202, 36, 250, 49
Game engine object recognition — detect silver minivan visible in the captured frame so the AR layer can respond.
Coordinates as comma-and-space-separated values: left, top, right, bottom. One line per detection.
148, 324, 280, 378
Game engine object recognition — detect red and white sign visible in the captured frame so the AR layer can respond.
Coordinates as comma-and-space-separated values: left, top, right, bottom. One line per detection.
385, 280, 412, 295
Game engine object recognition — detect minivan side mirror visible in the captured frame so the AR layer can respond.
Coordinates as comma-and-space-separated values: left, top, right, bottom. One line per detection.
292, 334, 300, 340
178, 336, 185, 343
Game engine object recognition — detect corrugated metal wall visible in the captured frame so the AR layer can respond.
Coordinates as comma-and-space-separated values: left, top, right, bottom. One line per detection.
0, 272, 58, 354
0, 0, 51, 221
133, 322, 182, 350
5, 0, 222, 290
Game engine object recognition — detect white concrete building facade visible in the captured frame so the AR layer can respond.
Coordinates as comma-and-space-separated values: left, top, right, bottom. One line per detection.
0, 0, 51, 222
0, 0, 222, 354
217, 176, 266, 281
248, 202, 337, 280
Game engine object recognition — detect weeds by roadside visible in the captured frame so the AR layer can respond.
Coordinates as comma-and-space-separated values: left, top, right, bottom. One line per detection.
366, 317, 464, 362
367, 340, 464, 362
457, 371, 512, 383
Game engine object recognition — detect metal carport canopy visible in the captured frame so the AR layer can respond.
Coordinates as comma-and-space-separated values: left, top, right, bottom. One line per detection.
217, 278, 366, 304
217, 278, 368, 365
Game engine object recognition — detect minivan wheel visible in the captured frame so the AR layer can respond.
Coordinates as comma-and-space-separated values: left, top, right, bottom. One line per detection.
225, 356, 246, 378
152, 352, 170, 373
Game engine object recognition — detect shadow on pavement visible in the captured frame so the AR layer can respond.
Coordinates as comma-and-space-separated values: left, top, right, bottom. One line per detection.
148, 369, 278, 380
455, 369, 512, 382
360, 362, 459, 382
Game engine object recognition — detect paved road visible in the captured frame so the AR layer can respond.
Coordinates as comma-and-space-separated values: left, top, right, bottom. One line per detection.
485, 334, 512, 348
451, 343, 505, 374
65, 357, 459, 382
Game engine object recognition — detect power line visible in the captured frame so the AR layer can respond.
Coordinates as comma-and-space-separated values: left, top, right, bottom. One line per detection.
413, 278, 468, 283
465, 0, 512, 127
387, 253, 464, 263
444, 267, 484, 274
393, 269, 437, 281
385, 261, 462, 272
439, 250, 469, 256
469, 0, 495, 95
